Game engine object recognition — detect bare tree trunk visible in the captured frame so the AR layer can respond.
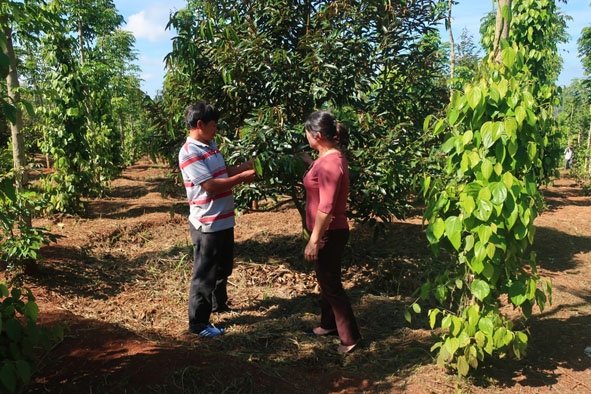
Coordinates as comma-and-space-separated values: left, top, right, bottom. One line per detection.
118, 111, 125, 151
586, 104, 591, 174
77, 0, 85, 65
493, 0, 511, 62
3, 24, 27, 189
448, 0, 455, 80
4, 23, 32, 229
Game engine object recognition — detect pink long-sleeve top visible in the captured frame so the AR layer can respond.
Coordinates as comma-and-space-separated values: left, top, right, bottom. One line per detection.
303, 151, 349, 232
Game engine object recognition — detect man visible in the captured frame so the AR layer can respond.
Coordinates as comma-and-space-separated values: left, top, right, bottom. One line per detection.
178, 102, 256, 338
564, 144, 574, 170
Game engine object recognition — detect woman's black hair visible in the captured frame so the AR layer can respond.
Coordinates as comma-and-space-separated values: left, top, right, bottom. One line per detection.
305, 110, 349, 148
185, 102, 220, 129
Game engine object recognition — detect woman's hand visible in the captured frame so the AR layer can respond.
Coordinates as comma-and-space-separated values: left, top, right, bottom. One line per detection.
305, 211, 331, 262
297, 152, 313, 166
304, 239, 319, 262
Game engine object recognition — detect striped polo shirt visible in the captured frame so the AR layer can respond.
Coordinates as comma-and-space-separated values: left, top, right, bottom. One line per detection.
178, 137, 235, 232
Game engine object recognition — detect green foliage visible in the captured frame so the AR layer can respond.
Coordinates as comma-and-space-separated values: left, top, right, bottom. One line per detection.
0, 284, 63, 393
0, 173, 56, 275
571, 27, 591, 179
159, 0, 449, 228
449, 28, 483, 90
223, 106, 309, 219
143, 98, 182, 168
480, 0, 569, 88
35, 47, 97, 212
421, 44, 555, 375
0, 147, 12, 173
555, 81, 589, 178
426, 304, 531, 376
578, 26, 591, 76
33, 28, 123, 212
0, 5, 63, 393
6, 0, 150, 213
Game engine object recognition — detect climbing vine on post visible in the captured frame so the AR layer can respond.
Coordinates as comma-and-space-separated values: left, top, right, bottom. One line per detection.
416, 0, 566, 376
421, 50, 552, 375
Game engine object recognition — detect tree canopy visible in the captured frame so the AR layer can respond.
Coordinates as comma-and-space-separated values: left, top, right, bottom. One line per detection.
155, 0, 449, 227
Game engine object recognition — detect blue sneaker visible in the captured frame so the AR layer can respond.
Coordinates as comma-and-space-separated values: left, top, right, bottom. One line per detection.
197, 325, 225, 338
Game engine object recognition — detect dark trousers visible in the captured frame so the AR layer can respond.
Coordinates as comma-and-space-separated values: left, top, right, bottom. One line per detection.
188, 224, 234, 332
313, 228, 361, 346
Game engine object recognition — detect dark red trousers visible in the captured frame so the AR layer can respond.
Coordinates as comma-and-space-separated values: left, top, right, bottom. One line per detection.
313, 228, 361, 346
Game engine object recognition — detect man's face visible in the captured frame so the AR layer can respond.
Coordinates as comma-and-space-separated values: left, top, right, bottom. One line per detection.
198, 120, 218, 143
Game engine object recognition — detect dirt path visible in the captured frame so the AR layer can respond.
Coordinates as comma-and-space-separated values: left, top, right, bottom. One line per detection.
17, 160, 591, 393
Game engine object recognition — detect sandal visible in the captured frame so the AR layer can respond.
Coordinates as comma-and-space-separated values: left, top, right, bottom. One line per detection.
337, 339, 361, 354
304, 327, 338, 336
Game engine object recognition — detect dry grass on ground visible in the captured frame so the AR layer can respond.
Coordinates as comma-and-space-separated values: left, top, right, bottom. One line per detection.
8, 158, 591, 393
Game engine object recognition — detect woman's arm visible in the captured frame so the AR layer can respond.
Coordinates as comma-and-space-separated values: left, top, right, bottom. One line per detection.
304, 210, 332, 262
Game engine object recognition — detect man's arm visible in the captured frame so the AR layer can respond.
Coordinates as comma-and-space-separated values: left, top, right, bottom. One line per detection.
227, 160, 253, 177
201, 161, 256, 194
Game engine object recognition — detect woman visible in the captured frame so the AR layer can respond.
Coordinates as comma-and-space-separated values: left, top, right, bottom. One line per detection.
302, 110, 362, 354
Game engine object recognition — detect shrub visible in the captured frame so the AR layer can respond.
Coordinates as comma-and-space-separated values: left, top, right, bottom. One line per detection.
0, 284, 64, 393
0, 175, 56, 276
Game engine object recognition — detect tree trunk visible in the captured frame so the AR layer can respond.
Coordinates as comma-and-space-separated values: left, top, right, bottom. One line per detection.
586, 104, 591, 174
4, 24, 32, 229
448, 0, 455, 80
3, 24, 27, 188
118, 111, 125, 151
78, 0, 84, 64
493, 0, 511, 62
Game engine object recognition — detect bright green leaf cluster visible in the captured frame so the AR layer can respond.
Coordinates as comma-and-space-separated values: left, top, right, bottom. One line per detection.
420, 7, 561, 374
428, 304, 529, 376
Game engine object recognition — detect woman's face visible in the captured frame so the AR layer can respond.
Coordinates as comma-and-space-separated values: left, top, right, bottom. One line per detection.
306, 129, 319, 151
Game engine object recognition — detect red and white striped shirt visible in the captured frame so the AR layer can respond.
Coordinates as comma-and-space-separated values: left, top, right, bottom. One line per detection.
178, 137, 235, 232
